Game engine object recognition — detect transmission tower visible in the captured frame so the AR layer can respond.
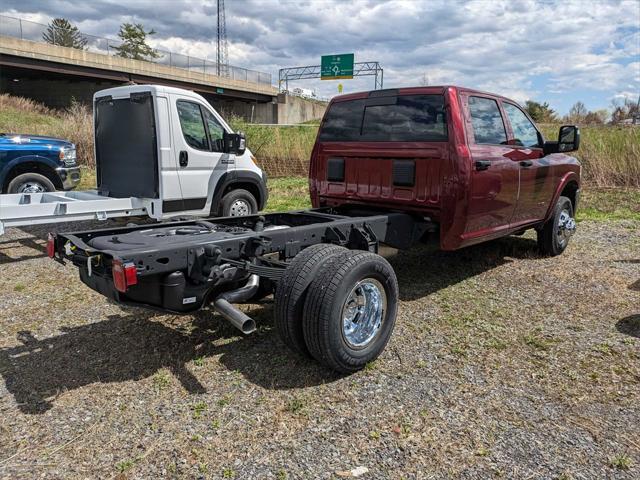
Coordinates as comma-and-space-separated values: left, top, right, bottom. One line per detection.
216, 0, 229, 77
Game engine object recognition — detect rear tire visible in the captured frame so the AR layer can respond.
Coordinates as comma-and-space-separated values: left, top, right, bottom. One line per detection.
7, 173, 56, 194
537, 195, 575, 256
302, 250, 399, 373
218, 189, 258, 217
274, 244, 348, 356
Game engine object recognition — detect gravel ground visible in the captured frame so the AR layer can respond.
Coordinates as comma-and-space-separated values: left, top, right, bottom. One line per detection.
0, 218, 638, 479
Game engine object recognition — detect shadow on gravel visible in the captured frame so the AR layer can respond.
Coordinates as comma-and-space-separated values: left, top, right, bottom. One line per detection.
388, 236, 540, 301
616, 314, 640, 339
0, 236, 47, 265
0, 306, 337, 414
0, 234, 542, 414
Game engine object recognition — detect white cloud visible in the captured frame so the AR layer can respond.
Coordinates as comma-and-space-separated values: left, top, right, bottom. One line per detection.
1, 0, 638, 112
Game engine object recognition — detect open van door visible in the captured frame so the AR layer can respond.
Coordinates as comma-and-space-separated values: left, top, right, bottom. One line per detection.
95, 91, 160, 199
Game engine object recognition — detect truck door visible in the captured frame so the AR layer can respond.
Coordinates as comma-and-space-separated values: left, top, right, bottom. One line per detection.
501, 102, 555, 225
461, 94, 519, 241
169, 96, 233, 213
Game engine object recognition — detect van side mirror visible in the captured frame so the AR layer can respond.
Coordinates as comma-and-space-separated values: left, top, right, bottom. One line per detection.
543, 125, 580, 155
223, 131, 246, 155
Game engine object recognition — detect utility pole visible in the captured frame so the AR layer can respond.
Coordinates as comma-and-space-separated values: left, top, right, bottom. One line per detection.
216, 0, 229, 77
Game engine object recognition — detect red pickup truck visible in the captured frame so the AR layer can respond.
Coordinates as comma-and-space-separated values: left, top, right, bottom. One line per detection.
50, 85, 580, 373
310, 86, 580, 254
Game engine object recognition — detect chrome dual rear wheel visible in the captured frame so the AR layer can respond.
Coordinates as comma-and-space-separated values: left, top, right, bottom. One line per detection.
341, 278, 387, 349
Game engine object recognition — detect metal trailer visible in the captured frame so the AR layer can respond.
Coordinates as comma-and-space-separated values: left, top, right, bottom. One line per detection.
0, 190, 150, 236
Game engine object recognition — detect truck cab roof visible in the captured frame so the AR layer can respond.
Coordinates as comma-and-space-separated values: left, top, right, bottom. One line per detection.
330, 85, 521, 106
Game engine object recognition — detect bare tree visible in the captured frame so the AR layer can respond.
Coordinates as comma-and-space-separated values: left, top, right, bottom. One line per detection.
568, 101, 588, 123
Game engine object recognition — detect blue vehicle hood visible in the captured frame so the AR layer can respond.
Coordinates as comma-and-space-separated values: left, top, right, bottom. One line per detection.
0, 134, 74, 150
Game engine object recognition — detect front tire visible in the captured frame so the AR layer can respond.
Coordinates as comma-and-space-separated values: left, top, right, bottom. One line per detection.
537, 195, 575, 256
218, 189, 258, 217
302, 250, 399, 373
7, 173, 56, 194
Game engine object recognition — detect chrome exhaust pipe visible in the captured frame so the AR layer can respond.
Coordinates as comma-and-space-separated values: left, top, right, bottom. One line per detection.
213, 298, 256, 334
213, 274, 259, 334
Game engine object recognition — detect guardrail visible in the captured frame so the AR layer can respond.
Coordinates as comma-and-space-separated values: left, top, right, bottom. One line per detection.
0, 15, 272, 86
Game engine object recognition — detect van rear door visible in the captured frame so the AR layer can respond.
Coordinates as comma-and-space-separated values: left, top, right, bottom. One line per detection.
312, 90, 449, 213
95, 91, 159, 199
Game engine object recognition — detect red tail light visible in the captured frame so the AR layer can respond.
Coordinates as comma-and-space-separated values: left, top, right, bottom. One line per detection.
47, 233, 56, 258
112, 259, 138, 293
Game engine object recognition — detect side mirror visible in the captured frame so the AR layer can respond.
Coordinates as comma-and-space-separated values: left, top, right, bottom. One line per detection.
223, 131, 246, 155
543, 125, 580, 155
558, 125, 579, 152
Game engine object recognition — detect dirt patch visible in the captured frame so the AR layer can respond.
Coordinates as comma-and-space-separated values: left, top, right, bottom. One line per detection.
0, 220, 638, 478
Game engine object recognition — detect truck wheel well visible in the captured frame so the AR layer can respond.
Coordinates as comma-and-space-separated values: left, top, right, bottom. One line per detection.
223, 182, 261, 206
561, 181, 579, 211
3, 162, 62, 193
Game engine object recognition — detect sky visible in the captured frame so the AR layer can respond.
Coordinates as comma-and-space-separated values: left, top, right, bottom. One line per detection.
1, 0, 639, 115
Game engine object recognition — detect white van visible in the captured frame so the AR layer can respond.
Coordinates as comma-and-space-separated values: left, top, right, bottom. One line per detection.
94, 84, 267, 218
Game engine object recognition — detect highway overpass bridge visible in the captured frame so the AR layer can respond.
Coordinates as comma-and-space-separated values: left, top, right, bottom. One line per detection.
0, 35, 279, 122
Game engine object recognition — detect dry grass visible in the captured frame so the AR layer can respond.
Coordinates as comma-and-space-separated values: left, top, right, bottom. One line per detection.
228, 117, 316, 177
0, 94, 95, 168
540, 123, 640, 187
1, 94, 638, 186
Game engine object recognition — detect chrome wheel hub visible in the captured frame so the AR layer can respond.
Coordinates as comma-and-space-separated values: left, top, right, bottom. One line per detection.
557, 209, 576, 247
18, 182, 47, 194
229, 199, 251, 216
341, 278, 387, 348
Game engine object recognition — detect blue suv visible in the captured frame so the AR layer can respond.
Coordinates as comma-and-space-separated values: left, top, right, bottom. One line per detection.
0, 133, 81, 194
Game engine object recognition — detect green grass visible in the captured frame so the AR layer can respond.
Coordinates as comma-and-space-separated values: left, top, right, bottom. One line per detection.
609, 453, 632, 470
0, 106, 63, 133
264, 177, 311, 212
191, 401, 207, 419
577, 187, 640, 221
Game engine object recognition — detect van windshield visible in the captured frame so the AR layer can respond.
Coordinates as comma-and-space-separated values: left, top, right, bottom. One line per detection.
319, 95, 447, 142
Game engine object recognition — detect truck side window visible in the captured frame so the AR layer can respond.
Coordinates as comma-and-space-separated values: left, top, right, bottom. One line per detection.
503, 103, 540, 148
468, 96, 507, 145
202, 108, 225, 152
176, 101, 209, 151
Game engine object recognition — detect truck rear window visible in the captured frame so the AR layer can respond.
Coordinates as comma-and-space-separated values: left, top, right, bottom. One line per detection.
319, 95, 447, 142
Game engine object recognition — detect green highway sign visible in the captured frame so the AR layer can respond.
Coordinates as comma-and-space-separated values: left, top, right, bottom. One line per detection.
321, 53, 354, 80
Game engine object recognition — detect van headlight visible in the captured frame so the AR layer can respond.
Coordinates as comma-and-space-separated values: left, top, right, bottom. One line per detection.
59, 146, 77, 166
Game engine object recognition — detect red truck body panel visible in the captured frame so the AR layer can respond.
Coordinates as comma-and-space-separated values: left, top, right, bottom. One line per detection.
309, 86, 580, 250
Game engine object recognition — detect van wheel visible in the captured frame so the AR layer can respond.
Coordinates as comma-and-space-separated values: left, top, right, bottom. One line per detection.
218, 189, 258, 217
302, 250, 399, 373
7, 173, 56, 194
537, 195, 576, 256
274, 244, 348, 356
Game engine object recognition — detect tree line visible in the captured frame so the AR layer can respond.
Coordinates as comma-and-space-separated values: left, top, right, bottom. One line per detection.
42, 17, 159, 61
524, 99, 639, 125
